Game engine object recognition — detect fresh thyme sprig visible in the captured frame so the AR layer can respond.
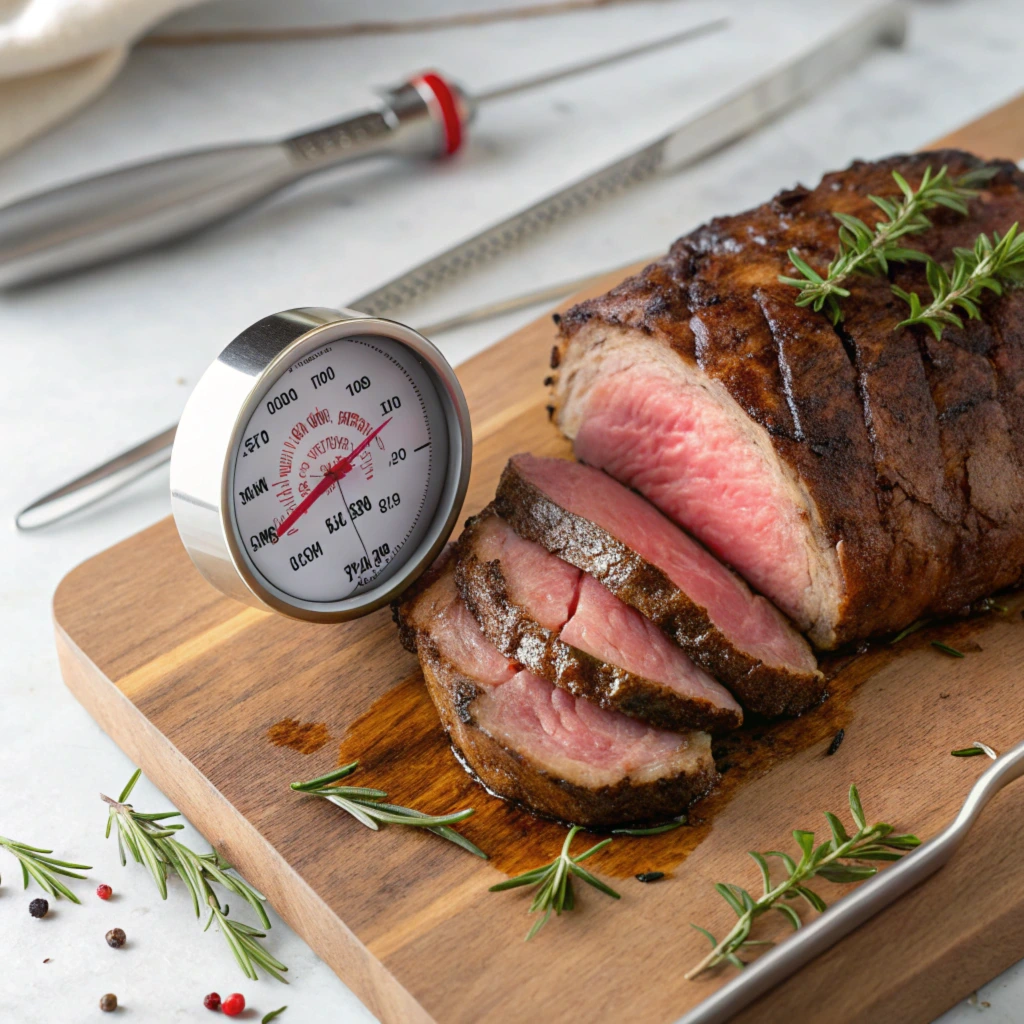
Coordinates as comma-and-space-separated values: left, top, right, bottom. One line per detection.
893, 223, 1024, 339
489, 825, 620, 940
0, 835, 91, 903
780, 165, 992, 324
103, 769, 288, 982
291, 762, 487, 859
686, 785, 919, 979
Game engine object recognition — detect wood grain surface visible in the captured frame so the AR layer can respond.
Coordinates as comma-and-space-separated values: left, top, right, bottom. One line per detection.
54, 94, 1024, 1024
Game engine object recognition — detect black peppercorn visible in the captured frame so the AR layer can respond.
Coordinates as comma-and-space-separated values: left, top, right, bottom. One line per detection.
99, 993, 118, 1012
28, 897, 49, 918
635, 871, 665, 883
105, 927, 126, 949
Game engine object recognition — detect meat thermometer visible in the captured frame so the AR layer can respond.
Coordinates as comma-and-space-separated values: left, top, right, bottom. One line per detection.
170, 307, 470, 621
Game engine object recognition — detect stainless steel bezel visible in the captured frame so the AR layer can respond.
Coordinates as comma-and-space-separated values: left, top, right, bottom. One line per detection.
170, 306, 471, 622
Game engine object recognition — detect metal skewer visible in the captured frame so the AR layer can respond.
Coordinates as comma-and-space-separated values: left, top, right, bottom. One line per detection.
0, 18, 726, 289
12, 264, 634, 530
677, 739, 1024, 1024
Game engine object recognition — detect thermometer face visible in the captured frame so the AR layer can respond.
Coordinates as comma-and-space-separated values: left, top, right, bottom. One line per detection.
230, 335, 449, 604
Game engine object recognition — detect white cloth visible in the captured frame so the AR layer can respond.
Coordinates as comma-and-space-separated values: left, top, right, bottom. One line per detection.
0, 0, 205, 157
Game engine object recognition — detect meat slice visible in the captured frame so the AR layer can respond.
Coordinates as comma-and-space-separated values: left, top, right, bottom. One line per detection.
455, 510, 742, 733
551, 150, 1024, 647
494, 454, 823, 718
395, 556, 716, 827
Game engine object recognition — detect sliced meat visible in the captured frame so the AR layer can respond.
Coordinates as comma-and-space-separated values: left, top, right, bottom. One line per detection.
395, 556, 716, 827
454, 509, 742, 733
494, 454, 824, 718
551, 150, 1024, 647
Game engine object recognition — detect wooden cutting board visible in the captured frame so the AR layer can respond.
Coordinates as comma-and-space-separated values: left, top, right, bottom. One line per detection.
54, 95, 1024, 1024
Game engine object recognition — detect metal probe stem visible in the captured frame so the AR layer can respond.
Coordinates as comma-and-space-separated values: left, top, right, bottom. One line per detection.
474, 18, 728, 103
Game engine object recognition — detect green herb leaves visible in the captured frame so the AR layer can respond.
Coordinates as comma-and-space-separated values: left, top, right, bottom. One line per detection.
780, 166, 990, 324
103, 769, 288, 982
290, 761, 486, 859
893, 223, 1024, 339
489, 825, 620, 940
951, 741, 997, 759
686, 785, 919, 979
0, 835, 91, 903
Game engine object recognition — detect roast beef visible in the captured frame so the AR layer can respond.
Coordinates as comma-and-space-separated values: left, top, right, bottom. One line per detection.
454, 509, 742, 733
395, 554, 717, 827
550, 150, 1024, 648
495, 454, 823, 717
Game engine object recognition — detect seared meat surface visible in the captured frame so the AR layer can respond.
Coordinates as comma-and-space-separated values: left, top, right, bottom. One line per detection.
455, 509, 743, 733
395, 553, 717, 827
551, 151, 1024, 648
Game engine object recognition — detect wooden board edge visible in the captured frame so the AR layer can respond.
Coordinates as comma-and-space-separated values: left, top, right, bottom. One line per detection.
52, 615, 435, 1024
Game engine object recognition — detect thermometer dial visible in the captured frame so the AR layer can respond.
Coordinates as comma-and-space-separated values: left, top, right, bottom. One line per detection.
170, 307, 471, 621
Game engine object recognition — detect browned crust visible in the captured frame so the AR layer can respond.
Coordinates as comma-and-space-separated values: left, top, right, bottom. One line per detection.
453, 509, 742, 734
493, 461, 826, 718
552, 150, 1024, 645
417, 641, 717, 828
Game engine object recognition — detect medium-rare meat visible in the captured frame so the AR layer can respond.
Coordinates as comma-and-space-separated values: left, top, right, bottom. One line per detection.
550, 150, 1024, 648
395, 554, 717, 827
454, 509, 742, 733
494, 454, 823, 717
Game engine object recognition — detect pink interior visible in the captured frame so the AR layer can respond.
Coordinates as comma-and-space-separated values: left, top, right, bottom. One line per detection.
570, 362, 812, 628
483, 672, 694, 774
418, 567, 695, 773
512, 452, 816, 671
471, 515, 739, 713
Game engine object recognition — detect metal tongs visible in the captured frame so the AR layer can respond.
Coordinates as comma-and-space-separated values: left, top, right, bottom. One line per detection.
678, 738, 1024, 1023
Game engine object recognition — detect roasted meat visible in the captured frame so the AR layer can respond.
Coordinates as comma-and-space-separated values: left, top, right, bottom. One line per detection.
395, 554, 717, 827
455, 509, 742, 733
550, 150, 1024, 648
495, 454, 823, 717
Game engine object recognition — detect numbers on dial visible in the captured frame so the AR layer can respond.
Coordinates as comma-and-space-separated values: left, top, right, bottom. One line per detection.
310, 366, 336, 391
348, 495, 371, 520
244, 429, 270, 454
266, 388, 299, 415
231, 335, 448, 605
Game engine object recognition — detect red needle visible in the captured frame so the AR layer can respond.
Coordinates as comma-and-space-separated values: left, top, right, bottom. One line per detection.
275, 418, 391, 538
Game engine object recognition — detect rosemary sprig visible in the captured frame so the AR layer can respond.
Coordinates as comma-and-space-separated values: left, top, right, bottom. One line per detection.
686, 785, 919, 978
780, 165, 992, 324
291, 762, 487, 859
489, 825, 620, 940
103, 770, 288, 982
931, 640, 965, 658
612, 815, 687, 836
0, 835, 91, 903
894, 223, 1024, 339
952, 740, 997, 759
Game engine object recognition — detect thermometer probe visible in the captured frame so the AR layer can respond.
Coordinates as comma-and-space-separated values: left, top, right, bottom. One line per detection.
0, 18, 725, 288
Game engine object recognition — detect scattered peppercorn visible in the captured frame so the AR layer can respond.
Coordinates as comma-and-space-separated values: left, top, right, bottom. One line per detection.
96, 884, 113, 900
635, 871, 665, 884
204, 992, 221, 1011
222, 993, 246, 1017
29, 898, 48, 918
99, 993, 118, 1012
826, 728, 845, 756
105, 928, 126, 949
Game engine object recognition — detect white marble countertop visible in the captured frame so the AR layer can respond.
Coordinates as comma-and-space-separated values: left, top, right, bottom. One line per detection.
2, 0, 1023, 1019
